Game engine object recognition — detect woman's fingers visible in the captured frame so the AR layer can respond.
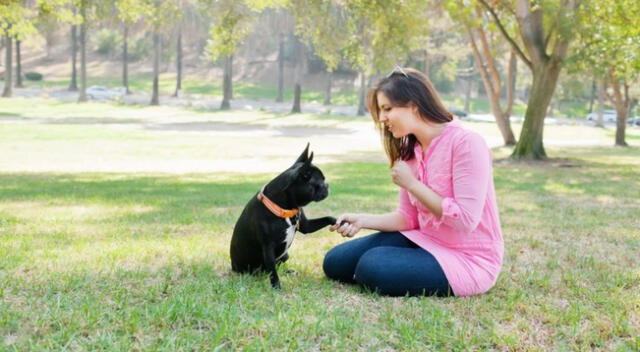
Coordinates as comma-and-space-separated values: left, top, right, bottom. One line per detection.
329, 215, 346, 231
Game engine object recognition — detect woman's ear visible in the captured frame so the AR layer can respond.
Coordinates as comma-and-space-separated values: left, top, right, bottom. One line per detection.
410, 102, 420, 115
409, 103, 423, 124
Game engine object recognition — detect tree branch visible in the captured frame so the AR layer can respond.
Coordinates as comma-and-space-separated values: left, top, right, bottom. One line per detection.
477, 0, 532, 69
544, 24, 555, 53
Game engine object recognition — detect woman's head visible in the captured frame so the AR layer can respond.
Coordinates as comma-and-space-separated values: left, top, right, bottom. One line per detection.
367, 67, 453, 165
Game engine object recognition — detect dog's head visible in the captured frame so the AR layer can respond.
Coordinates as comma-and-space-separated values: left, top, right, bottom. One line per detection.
266, 143, 329, 207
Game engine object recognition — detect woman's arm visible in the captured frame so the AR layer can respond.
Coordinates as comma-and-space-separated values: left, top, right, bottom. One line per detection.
404, 180, 443, 218
391, 133, 491, 233
329, 211, 407, 237
391, 161, 443, 218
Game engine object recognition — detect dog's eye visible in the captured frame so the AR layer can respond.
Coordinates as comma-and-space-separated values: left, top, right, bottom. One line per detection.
301, 171, 312, 180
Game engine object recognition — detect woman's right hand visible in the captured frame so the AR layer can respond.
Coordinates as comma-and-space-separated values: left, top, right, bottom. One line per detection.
329, 213, 363, 238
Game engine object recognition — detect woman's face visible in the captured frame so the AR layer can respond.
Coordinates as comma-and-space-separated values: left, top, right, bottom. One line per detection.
376, 92, 418, 138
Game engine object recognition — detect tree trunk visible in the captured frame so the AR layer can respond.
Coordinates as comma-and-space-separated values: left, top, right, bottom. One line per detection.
2, 34, 13, 98
291, 58, 301, 113
505, 49, 517, 119
220, 54, 232, 110
291, 84, 301, 113
487, 91, 516, 146
69, 22, 78, 91
463, 55, 473, 113
123, 24, 130, 94
609, 73, 628, 147
15, 39, 23, 88
463, 76, 472, 113
291, 37, 302, 114
150, 32, 160, 105
596, 81, 605, 127
323, 70, 332, 106
511, 61, 563, 160
587, 79, 596, 114
467, 27, 516, 146
173, 27, 182, 97
357, 71, 366, 116
78, 4, 88, 102
276, 33, 285, 103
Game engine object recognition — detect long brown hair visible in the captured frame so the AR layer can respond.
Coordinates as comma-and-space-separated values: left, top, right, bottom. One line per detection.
367, 67, 453, 166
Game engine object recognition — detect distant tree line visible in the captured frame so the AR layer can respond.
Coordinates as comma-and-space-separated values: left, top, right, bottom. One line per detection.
1, 0, 639, 158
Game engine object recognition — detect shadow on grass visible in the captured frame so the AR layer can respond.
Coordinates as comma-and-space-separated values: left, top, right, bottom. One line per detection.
1, 153, 639, 350
0, 163, 394, 230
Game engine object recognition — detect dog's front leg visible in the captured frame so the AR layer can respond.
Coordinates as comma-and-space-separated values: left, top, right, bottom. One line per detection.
297, 210, 336, 234
261, 242, 281, 289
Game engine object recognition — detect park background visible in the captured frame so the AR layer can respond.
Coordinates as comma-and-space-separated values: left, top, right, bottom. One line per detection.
1, 0, 639, 350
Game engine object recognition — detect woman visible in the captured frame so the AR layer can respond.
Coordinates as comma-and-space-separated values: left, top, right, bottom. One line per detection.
324, 67, 503, 297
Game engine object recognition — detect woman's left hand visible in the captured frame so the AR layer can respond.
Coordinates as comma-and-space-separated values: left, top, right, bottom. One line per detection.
391, 161, 418, 189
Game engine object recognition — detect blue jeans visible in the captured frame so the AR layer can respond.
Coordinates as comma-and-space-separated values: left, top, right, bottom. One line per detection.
323, 232, 453, 297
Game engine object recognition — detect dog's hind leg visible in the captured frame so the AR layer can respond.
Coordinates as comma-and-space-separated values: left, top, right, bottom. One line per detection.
261, 242, 281, 289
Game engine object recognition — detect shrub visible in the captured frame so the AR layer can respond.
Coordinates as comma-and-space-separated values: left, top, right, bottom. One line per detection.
25, 72, 43, 81
94, 29, 122, 56
128, 37, 151, 62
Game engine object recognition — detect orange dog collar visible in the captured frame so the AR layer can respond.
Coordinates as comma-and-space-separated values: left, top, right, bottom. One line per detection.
257, 187, 299, 219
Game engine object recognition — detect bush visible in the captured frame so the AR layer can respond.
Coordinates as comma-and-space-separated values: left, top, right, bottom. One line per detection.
94, 29, 122, 56
128, 37, 151, 62
25, 72, 43, 81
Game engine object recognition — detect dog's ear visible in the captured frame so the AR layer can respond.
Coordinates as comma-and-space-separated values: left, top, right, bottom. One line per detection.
306, 151, 314, 165
294, 143, 310, 164
269, 163, 303, 193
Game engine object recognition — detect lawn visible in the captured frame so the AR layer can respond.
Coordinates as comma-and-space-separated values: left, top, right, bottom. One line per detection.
0, 98, 639, 350
21, 72, 605, 118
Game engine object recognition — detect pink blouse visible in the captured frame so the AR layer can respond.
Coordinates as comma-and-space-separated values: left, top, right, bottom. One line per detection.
397, 119, 504, 297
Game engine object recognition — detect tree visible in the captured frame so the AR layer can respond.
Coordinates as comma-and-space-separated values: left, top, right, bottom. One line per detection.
68, 7, 78, 91
172, 0, 202, 97
344, 0, 429, 115
201, 0, 268, 110
573, 0, 640, 146
290, 0, 428, 115
1, 1, 34, 97
115, 0, 146, 95
275, 31, 285, 102
15, 38, 23, 88
77, 0, 88, 102
447, 1, 517, 146
2, 31, 13, 97
289, 33, 304, 113
477, 0, 581, 159
290, 0, 349, 108
140, 0, 179, 105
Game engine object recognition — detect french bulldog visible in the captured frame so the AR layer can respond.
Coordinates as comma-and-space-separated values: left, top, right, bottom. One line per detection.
230, 143, 336, 289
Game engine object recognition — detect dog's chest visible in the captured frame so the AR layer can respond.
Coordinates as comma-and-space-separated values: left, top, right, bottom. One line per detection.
275, 216, 297, 261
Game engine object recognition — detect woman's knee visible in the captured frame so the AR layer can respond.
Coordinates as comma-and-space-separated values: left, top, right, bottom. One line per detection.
353, 247, 389, 291
322, 243, 355, 282
354, 247, 452, 297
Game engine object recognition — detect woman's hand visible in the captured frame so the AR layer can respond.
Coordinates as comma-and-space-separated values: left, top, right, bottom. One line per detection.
391, 161, 418, 190
329, 213, 363, 238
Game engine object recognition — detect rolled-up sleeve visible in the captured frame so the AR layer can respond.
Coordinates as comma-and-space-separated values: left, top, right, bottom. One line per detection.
397, 187, 419, 230
438, 133, 491, 233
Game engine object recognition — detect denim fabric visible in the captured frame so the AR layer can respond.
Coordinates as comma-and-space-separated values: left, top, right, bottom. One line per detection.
323, 232, 452, 297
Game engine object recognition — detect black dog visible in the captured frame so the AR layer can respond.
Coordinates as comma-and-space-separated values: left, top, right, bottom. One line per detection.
230, 144, 336, 289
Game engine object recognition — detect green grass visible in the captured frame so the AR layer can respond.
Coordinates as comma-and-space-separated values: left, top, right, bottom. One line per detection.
24, 72, 602, 117
29, 73, 361, 106
1, 98, 639, 350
